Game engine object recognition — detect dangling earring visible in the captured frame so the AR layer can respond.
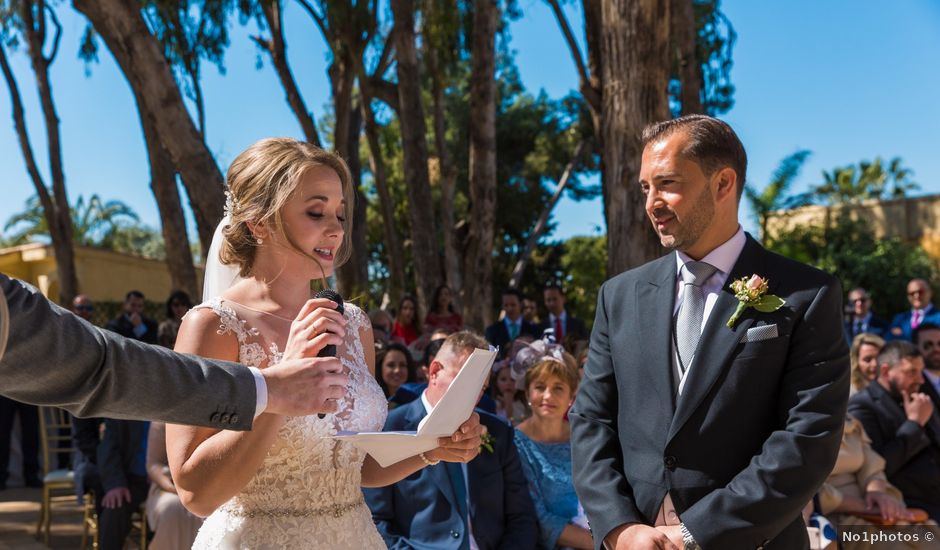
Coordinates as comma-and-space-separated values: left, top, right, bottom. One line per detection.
256, 235, 264, 245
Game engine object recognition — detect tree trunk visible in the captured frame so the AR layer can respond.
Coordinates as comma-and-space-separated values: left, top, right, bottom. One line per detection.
335, 103, 368, 297
600, 0, 670, 277
256, 0, 320, 146
361, 99, 406, 306
329, 52, 367, 296
672, 0, 702, 115
391, 0, 442, 315
462, 0, 499, 330
1, 4, 78, 306
73, 0, 224, 256
428, 50, 463, 313
136, 100, 197, 299
508, 141, 586, 289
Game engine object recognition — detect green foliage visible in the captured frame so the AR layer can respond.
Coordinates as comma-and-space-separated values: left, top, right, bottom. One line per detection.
812, 157, 918, 205
3, 193, 166, 259
767, 215, 937, 315
557, 234, 606, 326
743, 149, 811, 239
669, 0, 737, 116
361, 44, 598, 311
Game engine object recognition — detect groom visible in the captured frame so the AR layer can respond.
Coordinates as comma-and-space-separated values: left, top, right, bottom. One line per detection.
570, 115, 849, 550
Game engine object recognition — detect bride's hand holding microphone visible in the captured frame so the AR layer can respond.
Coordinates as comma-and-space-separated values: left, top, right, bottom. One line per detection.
263, 297, 348, 416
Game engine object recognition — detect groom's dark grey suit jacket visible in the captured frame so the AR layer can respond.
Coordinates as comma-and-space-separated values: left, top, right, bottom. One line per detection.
0, 274, 256, 430
570, 235, 849, 550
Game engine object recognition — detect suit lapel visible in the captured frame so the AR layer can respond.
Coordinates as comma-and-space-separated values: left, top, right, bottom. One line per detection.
668, 236, 766, 442
636, 256, 679, 419
402, 400, 461, 511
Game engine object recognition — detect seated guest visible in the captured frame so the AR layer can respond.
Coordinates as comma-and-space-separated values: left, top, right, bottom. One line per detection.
424, 285, 463, 335
106, 290, 158, 345
72, 416, 105, 507
850, 333, 885, 394
72, 294, 96, 323
157, 290, 192, 349
845, 288, 889, 343
539, 285, 588, 350
485, 289, 540, 356
375, 342, 417, 406
522, 298, 540, 326
914, 324, 940, 410
145, 422, 202, 550
490, 363, 529, 426
391, 295, 421, 346
97, 418, 150, 550
369, 308, 394, 346
890, 279, 940, 341
849, 341, 940, 520
0, 397, 40, 490
514, 355, 592, 549
815, 414, 940, 549
365, 332, 537, 549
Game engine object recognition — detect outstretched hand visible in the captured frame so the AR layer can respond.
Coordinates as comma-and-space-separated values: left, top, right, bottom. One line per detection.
427, 412, 485, 464
262, 356, 347, 416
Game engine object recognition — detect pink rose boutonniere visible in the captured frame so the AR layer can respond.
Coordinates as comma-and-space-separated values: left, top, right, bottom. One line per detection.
727, 274, 785, 328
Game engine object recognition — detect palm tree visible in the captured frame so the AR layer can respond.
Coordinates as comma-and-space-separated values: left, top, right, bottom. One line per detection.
743, 150, 812, 241
4, 193, 140, 246
813, 157, 918, 205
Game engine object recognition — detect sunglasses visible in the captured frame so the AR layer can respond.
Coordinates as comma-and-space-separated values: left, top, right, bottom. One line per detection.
75, 305, 94, 312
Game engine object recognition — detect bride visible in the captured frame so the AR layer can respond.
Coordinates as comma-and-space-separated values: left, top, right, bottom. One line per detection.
166, 138, 483, 549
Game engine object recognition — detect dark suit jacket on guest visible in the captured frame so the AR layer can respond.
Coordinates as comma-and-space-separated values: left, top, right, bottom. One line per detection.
0, 275, 257, 430
484, 318, 540, 355
888, 306, 940, 341
538, 312, 589, 343
105, 315, 158, 346
848, 381, 940, 518
570, 235, 849, 550
97, 419, 149, 493
843, 314, 890, 343
364, 398, 537, 550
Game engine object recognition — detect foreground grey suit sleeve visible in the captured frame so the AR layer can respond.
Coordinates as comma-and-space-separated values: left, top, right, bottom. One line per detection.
0, 274, 255, 430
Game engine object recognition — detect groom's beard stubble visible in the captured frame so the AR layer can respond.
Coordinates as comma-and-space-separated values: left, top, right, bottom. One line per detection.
651, 185, 716, 251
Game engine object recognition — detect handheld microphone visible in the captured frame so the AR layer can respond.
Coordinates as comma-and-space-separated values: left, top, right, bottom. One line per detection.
314, 288, 344, 418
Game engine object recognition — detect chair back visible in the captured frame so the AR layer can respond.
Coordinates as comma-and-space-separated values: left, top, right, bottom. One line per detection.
37, 407, 75, 475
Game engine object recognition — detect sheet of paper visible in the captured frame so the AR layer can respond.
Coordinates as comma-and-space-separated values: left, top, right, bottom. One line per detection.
334, 348, 496, 467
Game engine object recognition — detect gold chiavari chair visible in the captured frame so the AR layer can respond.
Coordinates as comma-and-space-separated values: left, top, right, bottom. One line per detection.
35, 406, 77, 544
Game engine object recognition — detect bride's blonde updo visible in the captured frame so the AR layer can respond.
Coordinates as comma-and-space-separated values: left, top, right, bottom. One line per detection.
220, 137, 354, 277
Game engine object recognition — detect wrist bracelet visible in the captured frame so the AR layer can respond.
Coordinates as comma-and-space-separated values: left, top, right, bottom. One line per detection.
418, 452, 440, 466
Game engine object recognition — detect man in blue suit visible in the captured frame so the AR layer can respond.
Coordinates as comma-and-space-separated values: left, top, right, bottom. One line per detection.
365, 332, 537, 550
844, 287, 890, 344
890, 279, 940, 341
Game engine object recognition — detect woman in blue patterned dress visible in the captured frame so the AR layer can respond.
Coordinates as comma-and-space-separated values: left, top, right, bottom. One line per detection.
514, 356, 593, 549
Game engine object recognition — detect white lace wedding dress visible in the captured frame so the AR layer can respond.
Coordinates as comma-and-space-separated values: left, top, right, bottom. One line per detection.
189, 298, 388, 549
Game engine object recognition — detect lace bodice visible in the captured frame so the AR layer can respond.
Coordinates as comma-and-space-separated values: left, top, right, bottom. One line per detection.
189, 298, 387, 549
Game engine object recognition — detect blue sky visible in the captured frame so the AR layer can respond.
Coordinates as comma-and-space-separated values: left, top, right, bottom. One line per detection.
2, 0, 939, 243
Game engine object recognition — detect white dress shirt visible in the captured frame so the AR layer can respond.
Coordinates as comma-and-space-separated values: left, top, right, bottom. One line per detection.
249, 367, 268, 418
421, 391, 478, 549
672, 226, 746, 395
548, 311, 568, 338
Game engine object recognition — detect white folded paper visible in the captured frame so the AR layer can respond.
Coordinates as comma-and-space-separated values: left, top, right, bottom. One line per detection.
334, 348, 497, 467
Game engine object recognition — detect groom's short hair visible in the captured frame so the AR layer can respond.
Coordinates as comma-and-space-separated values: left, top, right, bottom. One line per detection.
642, 115, 747, 201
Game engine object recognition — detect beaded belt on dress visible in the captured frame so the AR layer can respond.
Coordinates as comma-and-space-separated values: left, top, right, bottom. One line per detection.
228, 496, 364, 519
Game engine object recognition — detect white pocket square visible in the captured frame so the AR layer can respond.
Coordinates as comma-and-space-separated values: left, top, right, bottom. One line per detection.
742, 324, 778, 343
